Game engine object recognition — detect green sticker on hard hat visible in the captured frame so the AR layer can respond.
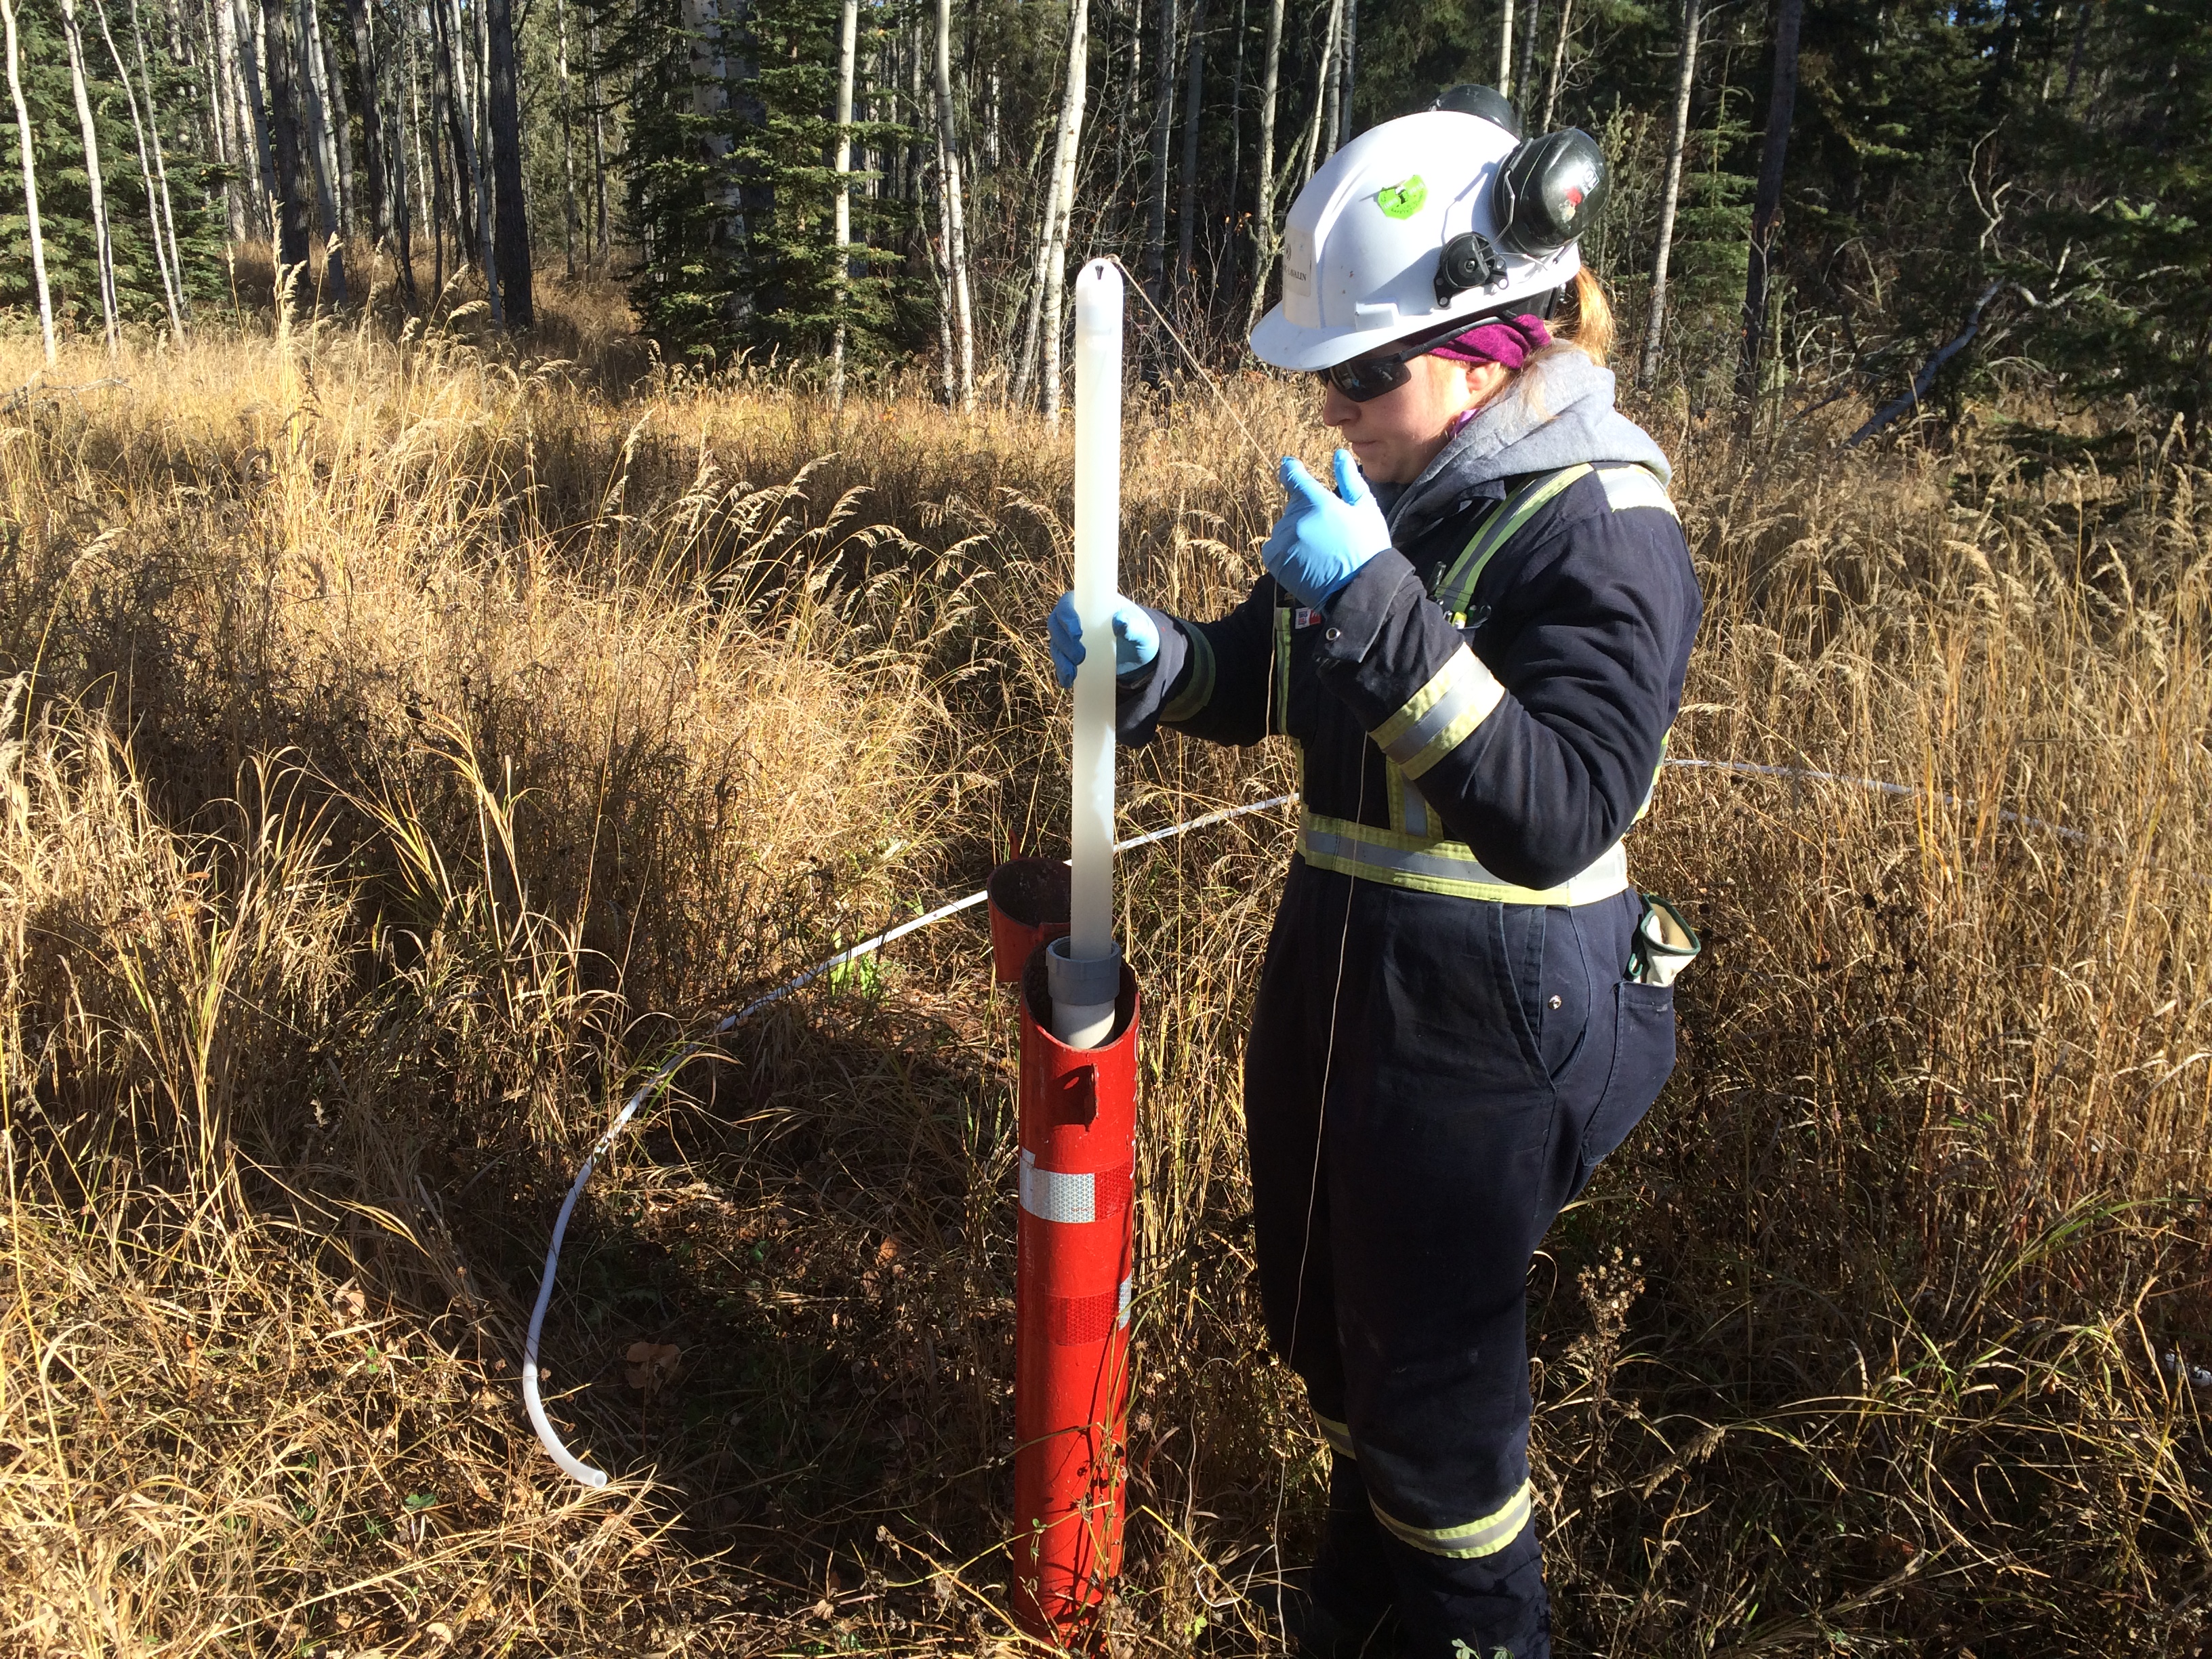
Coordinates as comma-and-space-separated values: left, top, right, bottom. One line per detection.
1375, 176, 1427, 220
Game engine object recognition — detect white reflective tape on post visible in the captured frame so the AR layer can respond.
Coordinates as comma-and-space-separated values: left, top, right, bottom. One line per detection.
1019, 1149, 1097, 1223
1117, 1275, 1134, 1330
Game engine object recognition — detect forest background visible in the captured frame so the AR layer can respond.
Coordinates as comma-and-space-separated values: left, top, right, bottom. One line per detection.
4, 0, 2212, 1656
0, 0, 2207, 432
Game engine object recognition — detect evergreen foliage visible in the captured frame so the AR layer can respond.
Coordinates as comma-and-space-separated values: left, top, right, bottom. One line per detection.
0, 1, 221, 337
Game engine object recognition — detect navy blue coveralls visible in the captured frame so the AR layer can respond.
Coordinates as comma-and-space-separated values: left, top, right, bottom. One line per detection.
1114, 413, 1702, 1658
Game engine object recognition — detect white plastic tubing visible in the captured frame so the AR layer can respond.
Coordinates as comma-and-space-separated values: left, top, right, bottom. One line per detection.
523, 758, 2097, 1487
523, 794, 1296, 1487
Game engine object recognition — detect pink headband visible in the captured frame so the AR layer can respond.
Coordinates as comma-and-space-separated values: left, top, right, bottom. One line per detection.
1427, 313, 1553, 372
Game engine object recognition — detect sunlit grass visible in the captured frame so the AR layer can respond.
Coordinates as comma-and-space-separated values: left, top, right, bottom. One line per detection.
1, 307, 2207, 1655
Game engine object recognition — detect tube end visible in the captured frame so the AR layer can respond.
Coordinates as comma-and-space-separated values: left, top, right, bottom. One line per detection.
1046, 937, 1122, 1048
1074, 260, 1125, 333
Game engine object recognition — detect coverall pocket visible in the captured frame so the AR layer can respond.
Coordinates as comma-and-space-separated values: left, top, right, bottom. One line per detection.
1574, 981, 1677, 1193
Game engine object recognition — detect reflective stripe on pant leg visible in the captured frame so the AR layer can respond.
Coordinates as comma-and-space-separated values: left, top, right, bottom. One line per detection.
1368, 1480, 1532, 1560
1313, 1408, 1356, 1459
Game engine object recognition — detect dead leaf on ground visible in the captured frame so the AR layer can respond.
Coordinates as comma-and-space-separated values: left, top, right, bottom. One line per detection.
623, 1341, 681, 1395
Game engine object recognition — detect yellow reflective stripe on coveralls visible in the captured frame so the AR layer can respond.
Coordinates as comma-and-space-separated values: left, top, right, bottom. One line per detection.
1299, 811, 1630, 905
1435, 464, 1593, 623
1370, 1480, 1532, 1560
1271, 603, 1294, 735
1312, 1410, 1356, 1459
1371, 646, 1505, 780
1159, 619, 1216, 724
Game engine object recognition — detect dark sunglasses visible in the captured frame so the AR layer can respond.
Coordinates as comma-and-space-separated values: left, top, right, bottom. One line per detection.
1317, 348, 1427, 404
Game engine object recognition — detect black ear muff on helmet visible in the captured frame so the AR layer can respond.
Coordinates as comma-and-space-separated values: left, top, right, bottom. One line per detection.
1491, 127, 1610, 259
1431, 83, 1522, 138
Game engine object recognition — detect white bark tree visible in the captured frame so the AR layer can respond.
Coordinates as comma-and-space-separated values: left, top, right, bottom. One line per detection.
1540, 0, 1574, 128
830, 0, 856, 405
0, 0, 54, 364
556, 0, 580, 277
1496, 0, 1514, 99
91, 0, 184, 335
127, 0, 186, 321
933, 0, 974, 411
1639, 0, 1702, 387
1244, 0, 1283, 331
1038, 0, 1089, 428
58, 0, 121, 352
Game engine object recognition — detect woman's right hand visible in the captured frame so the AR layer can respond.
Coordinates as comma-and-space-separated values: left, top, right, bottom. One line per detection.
1049, 592, 1160, 690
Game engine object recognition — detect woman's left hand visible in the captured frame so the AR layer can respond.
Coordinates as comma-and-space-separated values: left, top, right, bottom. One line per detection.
1261, 450, 1393, 611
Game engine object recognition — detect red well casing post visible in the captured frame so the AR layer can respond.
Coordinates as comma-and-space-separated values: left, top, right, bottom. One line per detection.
1010, 940, 1139, 1643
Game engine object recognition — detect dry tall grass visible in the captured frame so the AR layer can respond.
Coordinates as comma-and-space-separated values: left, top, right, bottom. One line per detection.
1, 306, 2207, 1658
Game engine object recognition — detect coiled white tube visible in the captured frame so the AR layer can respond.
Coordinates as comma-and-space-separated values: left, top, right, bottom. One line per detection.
524, 755, 2106, 1487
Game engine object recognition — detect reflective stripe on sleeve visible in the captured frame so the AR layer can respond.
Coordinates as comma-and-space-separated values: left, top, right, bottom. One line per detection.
1369, 1480, 1532, 1560
1371, 647, 1503, 780
1597, 464, 1678, 518
1158, 619, 1216, 724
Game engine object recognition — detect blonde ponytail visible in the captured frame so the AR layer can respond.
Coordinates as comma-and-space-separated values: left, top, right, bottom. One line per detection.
1552, 267, 1614, 368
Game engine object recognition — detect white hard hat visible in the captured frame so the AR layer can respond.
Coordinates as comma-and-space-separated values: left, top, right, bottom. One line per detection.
1250, 105, 1610, 371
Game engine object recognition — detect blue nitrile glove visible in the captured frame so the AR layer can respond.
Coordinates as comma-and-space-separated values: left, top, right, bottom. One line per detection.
1260, 449, 1393, 610
1049, 590, 1160, 691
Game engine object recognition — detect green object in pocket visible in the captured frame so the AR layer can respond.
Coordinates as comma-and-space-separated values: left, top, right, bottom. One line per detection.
1626, 892, 1700, 986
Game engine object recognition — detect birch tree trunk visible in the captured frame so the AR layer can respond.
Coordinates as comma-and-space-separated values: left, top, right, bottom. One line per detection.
1540, 0, 1572, 128
236, 0, 276, 220
1010, 151, 1057, 406
341, 0, 386, 243
307, 0, 352, 234
383, 24, 417, 304
449, 0, 495, 310
295, 0, 348, 300
213, 0, 248, 236
485, 0, 531, 326
432, 0, 495, 318
1227, 0, 1242, 226
1243, 0, 1282, 331
1496, 0, 1513, 99
1738, 0, 1803, 398
1174, 0, 1206, 294
127, 0, 186, 321
682, 0, 739, 265
1514, 0, 1538, 117
1293, 0, 1339, 191
830, 0, 857, 405
1312, 0, 1338, 170
555, 0, 579, 277
933, 0, 974, 411
0, 0, 54, 364
58, 0, 121, 352
1639, 0, 1701, 387
260, 0, 312, 296
1141, 0, 1174, 310
1038, 0, 1088, 428
587, 20, 608, 262
1338, 0, 1354, 147
91, 0, 184, 335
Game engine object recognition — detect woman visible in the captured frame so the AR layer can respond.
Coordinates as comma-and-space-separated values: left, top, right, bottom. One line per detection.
1050, 98, 1701, 1659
